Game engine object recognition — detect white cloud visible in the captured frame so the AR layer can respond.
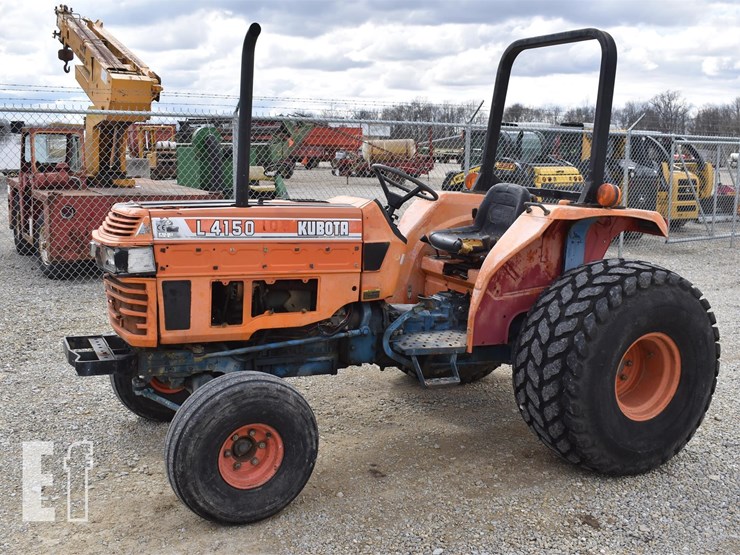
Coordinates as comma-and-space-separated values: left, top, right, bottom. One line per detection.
2, 0, 740, 114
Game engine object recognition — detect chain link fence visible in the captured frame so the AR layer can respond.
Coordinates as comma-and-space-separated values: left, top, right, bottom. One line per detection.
2, 105, 739, 279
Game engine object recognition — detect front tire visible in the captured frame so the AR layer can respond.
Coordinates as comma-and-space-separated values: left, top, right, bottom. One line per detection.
11, 200, 34, 255
165, 372, 318, 524
14, 225, 34, 255
513, 259, 719, 475
36, 219, 67, 279
668, 219, 688, 231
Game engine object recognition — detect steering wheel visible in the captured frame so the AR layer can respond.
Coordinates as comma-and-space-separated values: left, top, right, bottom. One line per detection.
371, 163, 439, 218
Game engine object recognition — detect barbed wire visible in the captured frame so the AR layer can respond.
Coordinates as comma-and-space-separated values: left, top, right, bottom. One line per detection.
0, 83, 484, 110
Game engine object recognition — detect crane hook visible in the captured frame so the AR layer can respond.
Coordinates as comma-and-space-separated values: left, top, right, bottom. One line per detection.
58, 45, 74, 74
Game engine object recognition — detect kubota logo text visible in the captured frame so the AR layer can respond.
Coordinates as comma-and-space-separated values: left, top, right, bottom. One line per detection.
297, 220, 350, 237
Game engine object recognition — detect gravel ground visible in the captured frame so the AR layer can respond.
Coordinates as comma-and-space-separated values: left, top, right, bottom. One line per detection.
0, 187, 737, 553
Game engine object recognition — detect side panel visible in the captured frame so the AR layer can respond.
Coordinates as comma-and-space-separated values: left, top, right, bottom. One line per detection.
357, 201, 408, 301
147, 204, 365, 344
468, 206, 667, 349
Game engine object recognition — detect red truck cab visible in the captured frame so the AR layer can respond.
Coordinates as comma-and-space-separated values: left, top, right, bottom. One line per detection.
8, 125, 86, 257
7, 124, 216, 278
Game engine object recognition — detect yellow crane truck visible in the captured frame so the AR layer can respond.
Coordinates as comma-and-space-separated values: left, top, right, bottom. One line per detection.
7, 6, 214, 278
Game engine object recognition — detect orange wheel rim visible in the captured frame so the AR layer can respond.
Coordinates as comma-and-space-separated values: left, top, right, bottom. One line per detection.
218, 423, 284, 489
615, 332, 681, 421
149, 378, 185, 395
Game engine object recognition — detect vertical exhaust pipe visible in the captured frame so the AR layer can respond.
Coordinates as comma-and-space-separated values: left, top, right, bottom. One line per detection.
235, 23, 261, 207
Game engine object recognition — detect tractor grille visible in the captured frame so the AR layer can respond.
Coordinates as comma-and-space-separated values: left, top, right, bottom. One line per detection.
677, 179, 697, 202
104, 276, 151, 337
101, 210, 142, 238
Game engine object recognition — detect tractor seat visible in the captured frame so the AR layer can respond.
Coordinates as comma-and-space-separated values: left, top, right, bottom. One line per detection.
427, 183, 532, 255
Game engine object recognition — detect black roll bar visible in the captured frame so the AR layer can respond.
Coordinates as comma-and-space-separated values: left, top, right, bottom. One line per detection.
473, 28, 617, 204
235, 23, 261, 207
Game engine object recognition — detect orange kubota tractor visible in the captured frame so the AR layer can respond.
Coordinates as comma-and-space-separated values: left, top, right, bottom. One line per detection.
65, 25, 719, 524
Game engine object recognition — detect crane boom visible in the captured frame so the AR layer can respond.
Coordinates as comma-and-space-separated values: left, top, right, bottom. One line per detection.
54, 4, 162, 110
53, 4, 163, 185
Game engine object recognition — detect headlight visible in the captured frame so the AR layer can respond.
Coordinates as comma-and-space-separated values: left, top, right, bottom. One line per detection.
91, 242, 156, 275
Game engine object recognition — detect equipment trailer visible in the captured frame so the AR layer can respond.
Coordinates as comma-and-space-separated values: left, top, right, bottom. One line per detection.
65, 25, 719, 524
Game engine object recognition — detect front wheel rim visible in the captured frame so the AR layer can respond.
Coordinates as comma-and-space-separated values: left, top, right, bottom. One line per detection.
615, 332, 681, 421
218, 423, 284, 489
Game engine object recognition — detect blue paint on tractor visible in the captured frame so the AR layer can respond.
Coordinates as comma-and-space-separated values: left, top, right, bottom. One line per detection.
564, 218, 597, 271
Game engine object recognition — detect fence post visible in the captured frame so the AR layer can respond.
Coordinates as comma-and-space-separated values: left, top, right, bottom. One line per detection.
712, 145, 721, 236
232, 111, 239, 201
464, 122, 472, 176
667, 135, 676, 239
617, 129, 632, 257
733, 141, 740, 247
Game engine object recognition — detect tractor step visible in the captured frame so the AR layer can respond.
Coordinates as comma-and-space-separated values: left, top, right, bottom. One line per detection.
392, 329, 467, 355
409, 351, 462, 387
420, 376, 461, 386
391, 330, 467, 387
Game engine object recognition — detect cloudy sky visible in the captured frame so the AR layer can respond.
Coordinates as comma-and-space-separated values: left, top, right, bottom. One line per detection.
1, 0, 740, 115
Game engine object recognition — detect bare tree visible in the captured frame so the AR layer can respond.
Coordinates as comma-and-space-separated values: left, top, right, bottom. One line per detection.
503, 103, 561, 123
721, 98, 740, 136
563, 105, 596, 124
308, 91, 740, 140
648, 90, 691, 133
613, 101, 649, 129
350, 108, 380, 121
692, 105, 725, 136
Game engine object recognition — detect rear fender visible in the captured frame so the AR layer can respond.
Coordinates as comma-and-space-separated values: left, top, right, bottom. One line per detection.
467, 205, 667, 350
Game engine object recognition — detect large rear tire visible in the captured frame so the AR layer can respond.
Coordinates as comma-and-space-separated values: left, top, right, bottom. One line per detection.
165, 372, 318, 524
513, 259, 719, 475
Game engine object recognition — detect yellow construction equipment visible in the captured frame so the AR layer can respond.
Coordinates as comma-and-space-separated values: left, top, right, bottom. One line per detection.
53, 4, 163, 186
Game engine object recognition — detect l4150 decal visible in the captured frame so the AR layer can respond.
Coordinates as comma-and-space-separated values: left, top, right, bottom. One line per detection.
150, 217, 362, 240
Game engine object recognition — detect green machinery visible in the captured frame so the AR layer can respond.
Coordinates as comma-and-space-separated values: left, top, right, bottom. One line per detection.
177, 127, 288, 198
